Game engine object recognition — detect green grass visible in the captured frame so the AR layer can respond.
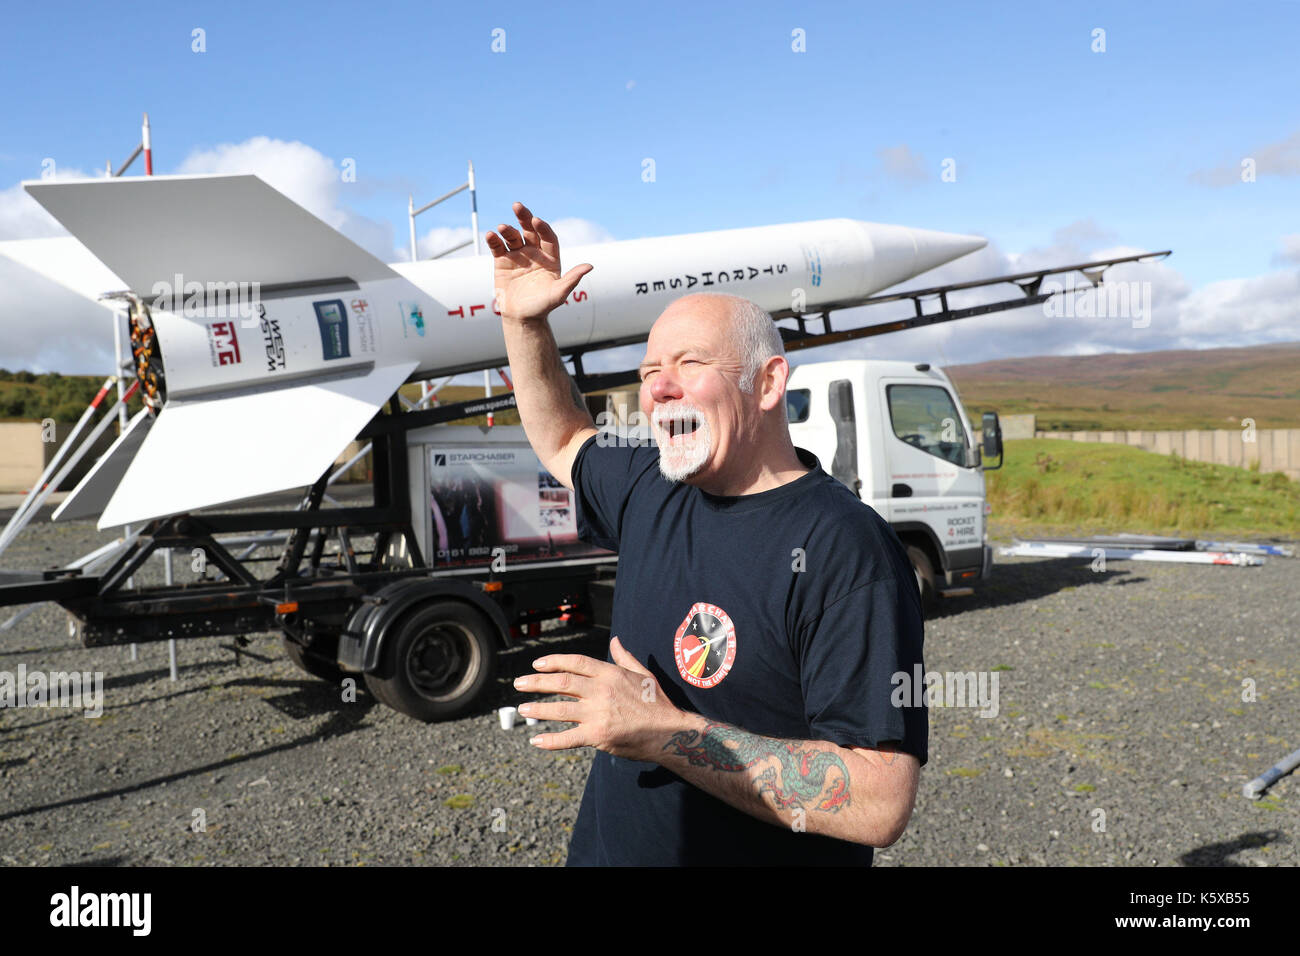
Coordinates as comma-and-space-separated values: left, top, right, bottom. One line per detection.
987, 439, 1300, 537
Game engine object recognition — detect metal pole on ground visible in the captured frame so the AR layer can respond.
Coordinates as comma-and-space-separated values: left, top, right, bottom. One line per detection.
1243, 747, 1300, 800
0, 376, 116, 545
164, 547, 177, 680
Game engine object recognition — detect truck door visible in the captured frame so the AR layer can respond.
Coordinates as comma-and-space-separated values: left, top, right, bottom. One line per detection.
788, 377, 876, 500
879, 380, 984, 564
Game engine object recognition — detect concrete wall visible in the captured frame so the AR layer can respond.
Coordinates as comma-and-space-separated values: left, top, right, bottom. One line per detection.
1000, 414, 1037, 440
332, 440, 372, 483
1033, 427, 1300, 481
0, 421, 119, 493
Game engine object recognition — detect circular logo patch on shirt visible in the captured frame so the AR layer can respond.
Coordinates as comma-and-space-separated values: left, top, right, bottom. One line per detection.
673, 602, 737, 689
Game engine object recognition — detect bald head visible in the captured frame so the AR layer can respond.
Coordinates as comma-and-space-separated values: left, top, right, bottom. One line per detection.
655, 293, 786, 393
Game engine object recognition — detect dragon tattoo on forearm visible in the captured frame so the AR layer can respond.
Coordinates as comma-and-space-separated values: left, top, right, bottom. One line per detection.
663, 722, 851, 812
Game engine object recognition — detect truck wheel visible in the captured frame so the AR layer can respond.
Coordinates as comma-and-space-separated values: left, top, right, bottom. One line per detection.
364, 601, 497, 722
906, 545, 938, 616
281, 633, 348, 685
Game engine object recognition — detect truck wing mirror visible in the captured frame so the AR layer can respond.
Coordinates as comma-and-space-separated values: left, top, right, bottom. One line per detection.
981, 411, 1003, 471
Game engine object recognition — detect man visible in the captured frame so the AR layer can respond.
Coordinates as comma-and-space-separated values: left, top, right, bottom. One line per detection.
488, 202, 927, 866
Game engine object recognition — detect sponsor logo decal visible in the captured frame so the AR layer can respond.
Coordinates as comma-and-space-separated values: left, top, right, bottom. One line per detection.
350, 298, 380, 353
259, 305, 286, 371
673, 602, 737, 689
801, 244, 823, 287
313, 299, 351, 360
399, 300, 426, 338
206, 320, 242, 366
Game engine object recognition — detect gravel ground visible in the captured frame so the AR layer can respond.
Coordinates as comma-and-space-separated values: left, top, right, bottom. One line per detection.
0, 517, 1295, 867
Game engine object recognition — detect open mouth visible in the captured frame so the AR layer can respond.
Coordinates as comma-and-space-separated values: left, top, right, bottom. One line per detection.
658, 411, 703, 440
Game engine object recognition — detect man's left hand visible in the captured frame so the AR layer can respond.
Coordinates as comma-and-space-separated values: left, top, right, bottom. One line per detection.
514, 637, 682, 761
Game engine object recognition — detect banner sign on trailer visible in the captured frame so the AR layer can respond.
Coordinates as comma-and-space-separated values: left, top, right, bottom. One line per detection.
427, 446, 610, 568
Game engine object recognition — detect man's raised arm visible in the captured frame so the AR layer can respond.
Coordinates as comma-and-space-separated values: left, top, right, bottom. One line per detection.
487, 203, 597, 491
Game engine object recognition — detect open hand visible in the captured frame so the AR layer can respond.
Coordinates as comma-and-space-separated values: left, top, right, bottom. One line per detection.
513, 637, 681, 761
487, 202, 593, 323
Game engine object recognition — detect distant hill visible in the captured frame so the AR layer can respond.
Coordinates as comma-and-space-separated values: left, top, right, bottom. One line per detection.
946, 342, 1300, 431
0, 370, 145, 422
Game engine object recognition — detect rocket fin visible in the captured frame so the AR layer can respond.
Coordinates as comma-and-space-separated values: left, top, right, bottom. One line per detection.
97, 360, 418, 528
0, 236, 128, 307
22, 174, 398, 296
52, 408, 155, 522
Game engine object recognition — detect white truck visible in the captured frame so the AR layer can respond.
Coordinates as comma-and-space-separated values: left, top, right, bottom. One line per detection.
784, 359, 1000, 608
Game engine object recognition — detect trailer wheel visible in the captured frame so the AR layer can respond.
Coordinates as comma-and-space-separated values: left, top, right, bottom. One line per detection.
906, 545, 938, 616
281, 633, 348, 685
365, 601, 497, 722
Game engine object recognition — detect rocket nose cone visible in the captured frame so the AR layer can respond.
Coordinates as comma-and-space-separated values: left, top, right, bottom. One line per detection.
847, 220, 989, 295
905, 225, 989, 275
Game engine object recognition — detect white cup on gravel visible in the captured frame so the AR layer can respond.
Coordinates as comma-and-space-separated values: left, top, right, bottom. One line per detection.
498, 706, 518, 730
525, 716, 539, 726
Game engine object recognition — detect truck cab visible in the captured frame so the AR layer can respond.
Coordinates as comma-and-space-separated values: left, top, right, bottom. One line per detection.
785, 360, 1000, 608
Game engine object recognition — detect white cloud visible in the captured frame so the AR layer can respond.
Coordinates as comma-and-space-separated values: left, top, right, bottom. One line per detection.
550, 218, 617, 249
1274, 233, 1300, 266
0, 255, 121, 373
820, 225, 1297, 368
416, 224, 477, 260
1191, 129, 1300, 186
0, 164, 100, 240
0, 165, 121, 374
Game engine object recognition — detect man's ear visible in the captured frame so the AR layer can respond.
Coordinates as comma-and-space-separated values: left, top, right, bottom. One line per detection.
757, 355, 790, 413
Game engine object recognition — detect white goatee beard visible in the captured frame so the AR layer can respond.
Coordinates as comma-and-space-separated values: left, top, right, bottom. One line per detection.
653, 404, 712, 483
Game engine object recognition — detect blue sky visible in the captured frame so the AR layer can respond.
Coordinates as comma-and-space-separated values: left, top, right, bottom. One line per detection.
2, 0, 1298, 373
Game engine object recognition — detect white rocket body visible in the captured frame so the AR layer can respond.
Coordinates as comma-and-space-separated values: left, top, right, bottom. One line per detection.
0, 174, 986, 528
137, 218, 985, 400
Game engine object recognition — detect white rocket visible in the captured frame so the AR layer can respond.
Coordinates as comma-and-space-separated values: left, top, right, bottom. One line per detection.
0, 174, 985, 529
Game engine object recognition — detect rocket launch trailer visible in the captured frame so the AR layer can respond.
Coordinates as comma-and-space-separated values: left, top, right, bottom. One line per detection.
0, 174, 1169, 721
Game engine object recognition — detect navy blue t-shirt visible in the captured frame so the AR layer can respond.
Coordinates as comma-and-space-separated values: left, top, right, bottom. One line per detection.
564, 434, 927, 866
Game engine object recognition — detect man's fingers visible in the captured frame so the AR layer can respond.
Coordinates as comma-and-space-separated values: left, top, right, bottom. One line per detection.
515, 203, 540, 246
557, 263, 594, 301
609, 635, 651, 676
531, 215, 561, 258
529, 727, 589, 751
486, 230, 524, 260
531, 215, 558, 243
515, 671, 592, 698
532, 653, 605, 678
496, 224, 524, 249
518, 699, 582, 723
